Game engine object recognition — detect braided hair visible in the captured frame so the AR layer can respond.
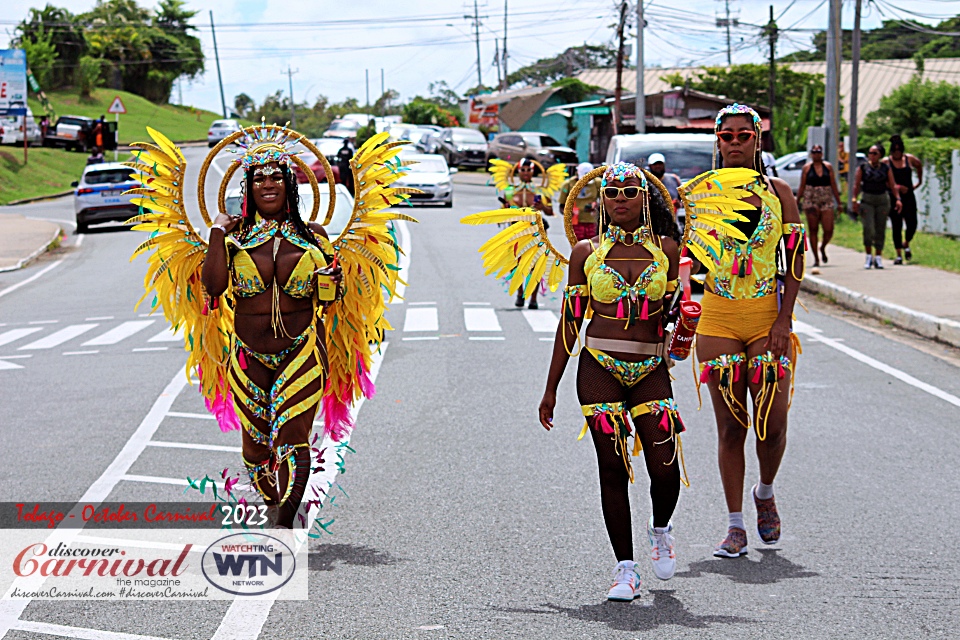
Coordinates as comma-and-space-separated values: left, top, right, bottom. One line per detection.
713, 103, 764, 174
889, 134, 905, 155
237, 164, 319, 247
596, 162, 681, 244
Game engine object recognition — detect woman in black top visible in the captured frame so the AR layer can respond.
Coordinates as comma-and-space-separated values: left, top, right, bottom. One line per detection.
853, 144, 902, 269
886, 135, 923, 264
797, 144, 841, 271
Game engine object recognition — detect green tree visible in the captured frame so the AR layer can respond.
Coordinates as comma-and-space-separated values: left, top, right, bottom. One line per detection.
19, 24, 58, 89
234, 93, 255, 118
780, 16, 960, 62
402, 97, 461, 127
860, 76, 960, 140
76, 55, 103, 99
506, 44, 618, 87
13, 5, 87, 89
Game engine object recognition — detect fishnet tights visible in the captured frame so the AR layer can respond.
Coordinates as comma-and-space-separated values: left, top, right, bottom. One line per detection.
577, 353, 681, 561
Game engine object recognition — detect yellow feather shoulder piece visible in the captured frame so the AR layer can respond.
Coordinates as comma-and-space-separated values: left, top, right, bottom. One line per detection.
125, 127, 233, 422
460, 208, 568, 298
678, 168, 756, 267
488, 158, 514, 192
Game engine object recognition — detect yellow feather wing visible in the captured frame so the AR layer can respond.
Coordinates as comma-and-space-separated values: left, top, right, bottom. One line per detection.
678, 168, 758, 266
126, 127, 233, 412
488, 158, 514, 192
321, 132, 419, 438
543, 162, 568, 197
460, 207, 569, 298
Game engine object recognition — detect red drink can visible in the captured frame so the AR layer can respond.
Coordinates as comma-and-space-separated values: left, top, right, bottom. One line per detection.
668, 300, 701, 361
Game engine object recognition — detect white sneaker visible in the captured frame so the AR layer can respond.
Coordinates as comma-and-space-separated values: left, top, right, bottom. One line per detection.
864, 255, 873, 269
606, 560, 642, 601
647, 517, 676, 580
874, 255, 884, 269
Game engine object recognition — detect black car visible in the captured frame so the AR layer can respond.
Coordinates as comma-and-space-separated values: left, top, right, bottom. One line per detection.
436, 127, 488, 169
486, 131, 578, 168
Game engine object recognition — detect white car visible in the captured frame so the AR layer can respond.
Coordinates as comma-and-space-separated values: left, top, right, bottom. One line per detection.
223, 182, 355, 236
72, 162, 141, 233
394, 153, 456, 207
208, 119, 241, 147
1, 109, 41, 145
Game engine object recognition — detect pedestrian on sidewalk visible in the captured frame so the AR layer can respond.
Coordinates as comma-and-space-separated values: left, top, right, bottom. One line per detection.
885, 135, 923, 265
690, 103, 806, 560
853, 144, 901, 269
797, 144, 841, 273
537, 162, 685, 601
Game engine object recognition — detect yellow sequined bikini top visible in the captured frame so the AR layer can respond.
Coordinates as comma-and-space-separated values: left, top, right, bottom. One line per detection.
228, 216, 334, 299
584, 226, 669, 306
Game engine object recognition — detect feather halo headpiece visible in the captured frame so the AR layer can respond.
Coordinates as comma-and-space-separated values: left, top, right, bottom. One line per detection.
228, 117, 303, 170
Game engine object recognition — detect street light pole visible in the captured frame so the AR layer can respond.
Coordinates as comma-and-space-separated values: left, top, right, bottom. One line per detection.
824, 0, 841, 166
283, 66, 298, 128
635, 0, 645, 133
847, 0, 862, 213
209, 11, 227, 118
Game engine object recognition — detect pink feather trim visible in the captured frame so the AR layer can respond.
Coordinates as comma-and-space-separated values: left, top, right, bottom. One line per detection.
322, 390, 353, 442
204, 387, 241, 433
700, 366, 712, 384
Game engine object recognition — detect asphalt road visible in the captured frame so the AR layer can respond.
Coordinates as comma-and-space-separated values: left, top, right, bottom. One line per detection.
0, 159, 958, 639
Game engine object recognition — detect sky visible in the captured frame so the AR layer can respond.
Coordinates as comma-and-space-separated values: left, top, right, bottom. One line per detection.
1, 0, 953, 116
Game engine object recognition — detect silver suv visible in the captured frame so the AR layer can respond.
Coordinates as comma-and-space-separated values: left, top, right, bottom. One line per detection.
207, 119, 241, 147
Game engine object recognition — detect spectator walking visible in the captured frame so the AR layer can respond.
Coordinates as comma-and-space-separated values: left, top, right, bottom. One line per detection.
646, 153, 682, 206
853, 144, 902, 269
337, 138, 355, 194
885, 135, 923, 265
797, 144, 841, 273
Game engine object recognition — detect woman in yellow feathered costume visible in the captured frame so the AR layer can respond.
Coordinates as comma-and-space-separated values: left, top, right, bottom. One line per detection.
127, 122, 415, 528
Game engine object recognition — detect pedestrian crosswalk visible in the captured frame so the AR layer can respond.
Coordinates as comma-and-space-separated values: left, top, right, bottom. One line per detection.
399, 302, 560, 342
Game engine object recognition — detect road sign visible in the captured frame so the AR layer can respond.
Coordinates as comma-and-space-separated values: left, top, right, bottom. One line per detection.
107, 96, 127, 115
0, 49, 28, 117
574, 106, 610, 116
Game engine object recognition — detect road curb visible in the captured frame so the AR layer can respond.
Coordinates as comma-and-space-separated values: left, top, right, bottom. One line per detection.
0, 223, 63, 273
6, 190, 73, 206
801, 275, 960, 348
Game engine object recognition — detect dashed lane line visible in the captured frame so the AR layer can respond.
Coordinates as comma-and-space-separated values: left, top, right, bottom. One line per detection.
0, 327, 43, 347
19, 324, 97, 350
83, 320, 155, 346
166, 411, 215, 420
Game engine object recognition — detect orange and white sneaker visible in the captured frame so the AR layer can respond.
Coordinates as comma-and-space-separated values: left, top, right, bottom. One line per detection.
713, 527, 748, 558
607, 560, 643, 601
647, 517, 676, 580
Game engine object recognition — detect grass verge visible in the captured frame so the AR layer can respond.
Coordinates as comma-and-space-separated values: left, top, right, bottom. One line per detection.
829, 212, 960, 274
0, 148, 87, 205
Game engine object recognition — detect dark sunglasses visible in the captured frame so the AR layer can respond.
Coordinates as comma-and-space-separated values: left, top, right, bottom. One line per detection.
811, 148, 823, 153
716, 131, 756, 143
603, 186, 643, 200
868, 150, 880, 155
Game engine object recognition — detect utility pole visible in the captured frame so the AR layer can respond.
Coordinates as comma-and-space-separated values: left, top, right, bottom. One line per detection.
494, 39, 502, 89
716, 0, 738, 66
824, 0, 841, 167
380, 68, 385, 116
635, 0, 645, 133
613, 0, 628, 136
847, 0, 862, 213
767, 5, 777, 154
209, 11, 227, 118
502, 0, 508, 90
283, 66, 298, 128
467, 0, 483, 89
365, 69, 370, 108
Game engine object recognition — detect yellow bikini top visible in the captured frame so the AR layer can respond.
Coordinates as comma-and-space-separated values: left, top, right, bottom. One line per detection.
704, 180, 805, 300
228, 216, 334, 299
584, 226, 669, 305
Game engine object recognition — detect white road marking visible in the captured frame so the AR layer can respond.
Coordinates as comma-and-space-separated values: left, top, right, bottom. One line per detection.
9, 620, 170, 640
0, 327, 43, 347
132, 347, 168, 352
75, 233, 85, 247
0, 368, 187, 634
212, 343, 390, 640
148, 327, 183, 342
464, 307, 502, 332
795, 320, 960, 408
121, 474, 227, 489
83, 320, 155, 345
0, 258, 64, 300
0, 354, 31, 360
469, 336, 505, 341
539, 337, 554, 342
85, 316, 115, 321
402, 336, 439, 341
0, 360, 24, 370
394, 218, 411, 299
522, 309, 560, 332
403, 307, 438, 332
63, 350, 99, 356
462, 301, 491, 306
28, 319, 58, 324
19, 324, 97, 350
407, 301, 437, 306
166, 411, 215, 420
147, 440, 241, 453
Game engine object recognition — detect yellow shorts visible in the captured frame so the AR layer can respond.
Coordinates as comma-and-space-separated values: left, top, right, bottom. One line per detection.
696, 291, 778, 345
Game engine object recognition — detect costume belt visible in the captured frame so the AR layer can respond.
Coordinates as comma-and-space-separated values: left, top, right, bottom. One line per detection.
584, 336, 664, 358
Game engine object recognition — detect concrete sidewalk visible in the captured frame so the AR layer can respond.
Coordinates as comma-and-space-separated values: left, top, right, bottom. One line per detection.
0, 214, 62, 272
801, 244, 960, 347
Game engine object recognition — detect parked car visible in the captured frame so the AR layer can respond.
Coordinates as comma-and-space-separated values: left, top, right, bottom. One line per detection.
322, 119, 361, 139
291, 150, 341, 185
341, 113, 376, 126
72, 162, 141, 233
386, 122, 412, 142
207, 119, 241, 147
436, 127, 488, 169
394, 153, 456, 207
606, 133, 715, 229
486, 131, 578, 168
43, 115, 117, 152
224, 182, 355, 235
311, 137, 348, 163
418, 131, 443, 154
775, 150, 867, 194
1, 110, 42, 145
